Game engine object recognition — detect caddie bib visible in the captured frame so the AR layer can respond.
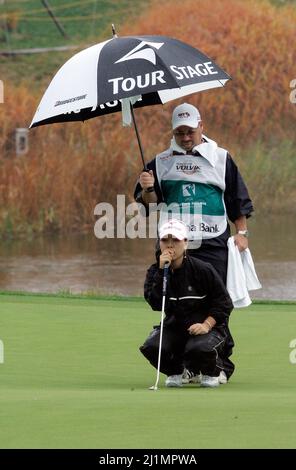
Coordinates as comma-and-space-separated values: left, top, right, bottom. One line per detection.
155, 144, 228, 248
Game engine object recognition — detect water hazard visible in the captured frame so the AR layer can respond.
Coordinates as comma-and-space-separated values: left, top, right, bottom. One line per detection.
0, 215, 295, 300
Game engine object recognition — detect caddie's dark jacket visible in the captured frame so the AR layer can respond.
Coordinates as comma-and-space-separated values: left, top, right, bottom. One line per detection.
144, 255, 233, 332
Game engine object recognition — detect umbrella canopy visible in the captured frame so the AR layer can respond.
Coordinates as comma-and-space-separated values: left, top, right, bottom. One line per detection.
30, 33, 231, 167
30, 35, 230, 128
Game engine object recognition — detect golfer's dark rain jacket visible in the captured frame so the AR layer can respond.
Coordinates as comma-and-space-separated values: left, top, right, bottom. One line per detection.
144, 255, 233, 332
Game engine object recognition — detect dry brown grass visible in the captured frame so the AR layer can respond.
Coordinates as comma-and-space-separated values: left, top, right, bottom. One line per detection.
0, 86, 140, 235
122, 0, 296, 145
0, 0, 295, 235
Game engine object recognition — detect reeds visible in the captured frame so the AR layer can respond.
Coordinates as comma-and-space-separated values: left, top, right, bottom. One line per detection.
123, 0, 296, 144
0, 0, 295, 236
0, 89, 140, 236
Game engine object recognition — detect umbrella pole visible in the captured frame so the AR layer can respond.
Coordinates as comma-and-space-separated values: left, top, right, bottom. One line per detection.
130, 104, 146, 170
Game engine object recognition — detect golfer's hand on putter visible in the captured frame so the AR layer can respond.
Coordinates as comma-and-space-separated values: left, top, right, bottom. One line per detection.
139, 170, 154, 190
159, 250, 173, 269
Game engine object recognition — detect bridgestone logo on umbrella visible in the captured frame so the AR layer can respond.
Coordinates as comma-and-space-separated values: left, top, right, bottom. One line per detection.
55, 94, 87, 107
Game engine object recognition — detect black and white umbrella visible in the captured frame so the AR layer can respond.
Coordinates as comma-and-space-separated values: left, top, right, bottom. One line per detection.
30, 29, 230, 166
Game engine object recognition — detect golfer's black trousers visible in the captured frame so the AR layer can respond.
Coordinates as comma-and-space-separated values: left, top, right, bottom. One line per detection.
190, 245, 235, 379
140, 325, 226, 377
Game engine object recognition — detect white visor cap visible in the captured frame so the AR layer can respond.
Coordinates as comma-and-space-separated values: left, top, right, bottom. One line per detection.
159, 219, 188, 240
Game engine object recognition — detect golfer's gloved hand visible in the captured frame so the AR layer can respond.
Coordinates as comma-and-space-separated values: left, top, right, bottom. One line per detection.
159, 250, 173, 269
139, 170, 155, 190
188, 322, 210, 335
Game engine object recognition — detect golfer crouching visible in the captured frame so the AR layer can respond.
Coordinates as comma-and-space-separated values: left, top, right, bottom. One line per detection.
140, 219, 233, 388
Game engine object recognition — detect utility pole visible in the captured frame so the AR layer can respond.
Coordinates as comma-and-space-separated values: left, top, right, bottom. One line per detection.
40, 0, 69, 39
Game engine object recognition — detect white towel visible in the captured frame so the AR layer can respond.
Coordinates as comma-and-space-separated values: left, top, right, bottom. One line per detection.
121, 96, 141, 126
227, 237, 262, 308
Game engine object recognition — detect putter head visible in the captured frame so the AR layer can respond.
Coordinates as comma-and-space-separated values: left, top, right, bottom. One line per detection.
149, 385, 158, 391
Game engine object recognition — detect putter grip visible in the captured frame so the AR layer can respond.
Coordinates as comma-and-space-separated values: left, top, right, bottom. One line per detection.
162, 262, 170, 295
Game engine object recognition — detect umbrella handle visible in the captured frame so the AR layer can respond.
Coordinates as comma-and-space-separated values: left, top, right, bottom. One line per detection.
130, 104, 146, 170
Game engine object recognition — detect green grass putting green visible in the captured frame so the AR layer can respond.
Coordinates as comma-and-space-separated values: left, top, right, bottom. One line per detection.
0, 293, 295, 449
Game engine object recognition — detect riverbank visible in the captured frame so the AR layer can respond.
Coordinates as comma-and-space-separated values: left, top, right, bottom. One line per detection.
0, 216, 295, 301
1, 290, 296, 305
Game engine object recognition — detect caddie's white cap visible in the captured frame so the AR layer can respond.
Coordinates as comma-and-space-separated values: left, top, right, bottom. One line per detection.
172, 103, 201, 130
159, 219, 188, 240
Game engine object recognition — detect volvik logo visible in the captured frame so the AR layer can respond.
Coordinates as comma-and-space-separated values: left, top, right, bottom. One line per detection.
176, 162, 201, 175
115, 40, 164, 65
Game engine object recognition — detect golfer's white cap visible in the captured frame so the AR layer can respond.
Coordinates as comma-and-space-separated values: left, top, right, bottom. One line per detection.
172, 103, 201, 130
159, 219, 188, 240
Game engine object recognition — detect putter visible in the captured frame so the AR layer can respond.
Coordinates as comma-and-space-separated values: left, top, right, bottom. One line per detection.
149, 262, 170, 391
